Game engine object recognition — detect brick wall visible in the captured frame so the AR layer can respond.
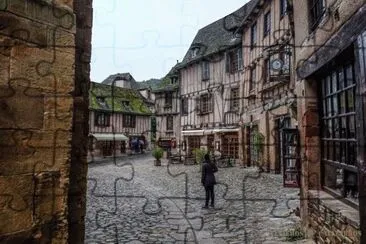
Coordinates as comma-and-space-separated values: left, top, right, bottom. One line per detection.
0, 0, 91, 242
308, 191, 360, 244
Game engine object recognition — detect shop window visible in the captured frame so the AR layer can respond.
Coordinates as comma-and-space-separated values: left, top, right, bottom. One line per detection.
321, 63, 358, 204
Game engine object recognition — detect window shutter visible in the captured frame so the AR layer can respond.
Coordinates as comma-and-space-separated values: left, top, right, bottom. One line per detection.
225, 52, 230, 73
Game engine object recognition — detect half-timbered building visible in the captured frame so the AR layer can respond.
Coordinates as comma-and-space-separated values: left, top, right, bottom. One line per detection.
177, 1, 257, 162
88, 82, 152, 157
235, 0, 298, 177
152, 64, 181, 153
294, 0, 366, 243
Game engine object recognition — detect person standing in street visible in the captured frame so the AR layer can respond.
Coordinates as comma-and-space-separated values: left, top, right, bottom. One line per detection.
201, 153, 218, 209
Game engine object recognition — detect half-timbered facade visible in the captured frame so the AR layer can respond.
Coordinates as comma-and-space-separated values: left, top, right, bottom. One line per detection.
177, 1, 258, 161
88, 82, 152, 157
237, 0, 298, 175
152, 64, 181, 153
294, 0, 366, 243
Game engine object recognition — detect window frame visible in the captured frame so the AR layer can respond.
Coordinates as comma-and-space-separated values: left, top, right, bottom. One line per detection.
250, 22, 257, 49
230, 87, 240, 111
123, 114, 136, 128
181, 97, 189, 115
250, 65, 257, 91
309, 0, 325, 31
95, 112, 110, 127
199, 93, 212, 114
165, 92, 173, 107
263, 11, 271, 37
201, 61, 210, 80
226, 47, 243, 73
166, 116, 174, 131
280, 0, 288, 17
320, 62, 358, 206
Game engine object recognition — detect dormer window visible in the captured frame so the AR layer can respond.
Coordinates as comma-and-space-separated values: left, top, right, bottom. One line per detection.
122, 101, 130, 107
171, 77, 178, 84
96, 97, 108, 108
192, 48, 199, 58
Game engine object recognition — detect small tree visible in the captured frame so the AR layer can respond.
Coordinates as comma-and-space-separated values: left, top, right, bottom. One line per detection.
152, 146, 164, 166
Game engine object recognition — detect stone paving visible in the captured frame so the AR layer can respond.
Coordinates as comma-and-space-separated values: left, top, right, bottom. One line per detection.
85, 155, 313, 244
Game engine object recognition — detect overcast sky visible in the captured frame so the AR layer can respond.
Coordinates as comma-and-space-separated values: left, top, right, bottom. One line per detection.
91, 0, 249, 82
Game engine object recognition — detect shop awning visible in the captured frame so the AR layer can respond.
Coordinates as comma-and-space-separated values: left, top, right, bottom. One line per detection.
213, 128, 240, 133
181, 130, 204, 136
90, 133, 128, 141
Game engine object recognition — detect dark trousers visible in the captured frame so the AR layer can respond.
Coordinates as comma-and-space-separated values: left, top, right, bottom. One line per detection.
204, 185, 215, 206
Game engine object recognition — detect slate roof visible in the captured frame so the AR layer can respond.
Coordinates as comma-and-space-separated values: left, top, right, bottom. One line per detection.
89, 82, 152, 115
152, 63, 180, 93
101, 72, 146, 90
178, 0, 259, 68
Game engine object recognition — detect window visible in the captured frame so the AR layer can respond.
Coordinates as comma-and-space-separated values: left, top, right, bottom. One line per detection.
192, 48, 199, 58
263, 58, 271, 83
263, 11, 271, 37
202, 61, 210, 80
250, 65, 257, 90
222, 133, 239, 159
321, 63, 358, 204
226, 48, 243, 73
122, 100, 130, 109
278, 46, 291, 75
309, 0, 325, 31
165, 92, 173, 107
198, 94, 212, 114
181, 98, 188, 115
96, 97, 108, 108
95, 112, 110, 126
123, 114, 136, 128
171, 77, 178, 84
166, 116, 174, 131
250, 22, 257, 49
230, 88, 239, 110
280, 0, 288, 17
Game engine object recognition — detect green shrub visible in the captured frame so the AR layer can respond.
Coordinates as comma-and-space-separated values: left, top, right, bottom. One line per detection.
284, 226, 305, 242
192, 148, 207, 164
152, 147, 164, 160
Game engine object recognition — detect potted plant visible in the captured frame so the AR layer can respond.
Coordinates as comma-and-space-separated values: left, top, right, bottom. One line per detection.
192, 148, 207, 171
152, 146, 164, 166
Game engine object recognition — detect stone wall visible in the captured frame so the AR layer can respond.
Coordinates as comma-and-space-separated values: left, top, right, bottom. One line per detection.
308, 191, 360, 244
0, 0, 91, 242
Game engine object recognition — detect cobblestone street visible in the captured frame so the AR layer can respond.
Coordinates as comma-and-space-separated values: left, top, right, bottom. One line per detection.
86, 155, 309, 244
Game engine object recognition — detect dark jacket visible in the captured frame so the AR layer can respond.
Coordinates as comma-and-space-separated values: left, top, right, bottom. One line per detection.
201, 160, 218, 187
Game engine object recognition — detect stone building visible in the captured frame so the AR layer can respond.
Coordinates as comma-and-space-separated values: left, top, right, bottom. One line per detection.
0, 0, 92, 243
293, 0, 366, 243
177, 1, 257, 161
236, 0, 299, 178
152, 64, 181, 154
88, 82, 152, 157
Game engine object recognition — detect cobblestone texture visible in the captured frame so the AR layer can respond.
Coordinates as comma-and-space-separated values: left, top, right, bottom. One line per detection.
86, 155, 313, 243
